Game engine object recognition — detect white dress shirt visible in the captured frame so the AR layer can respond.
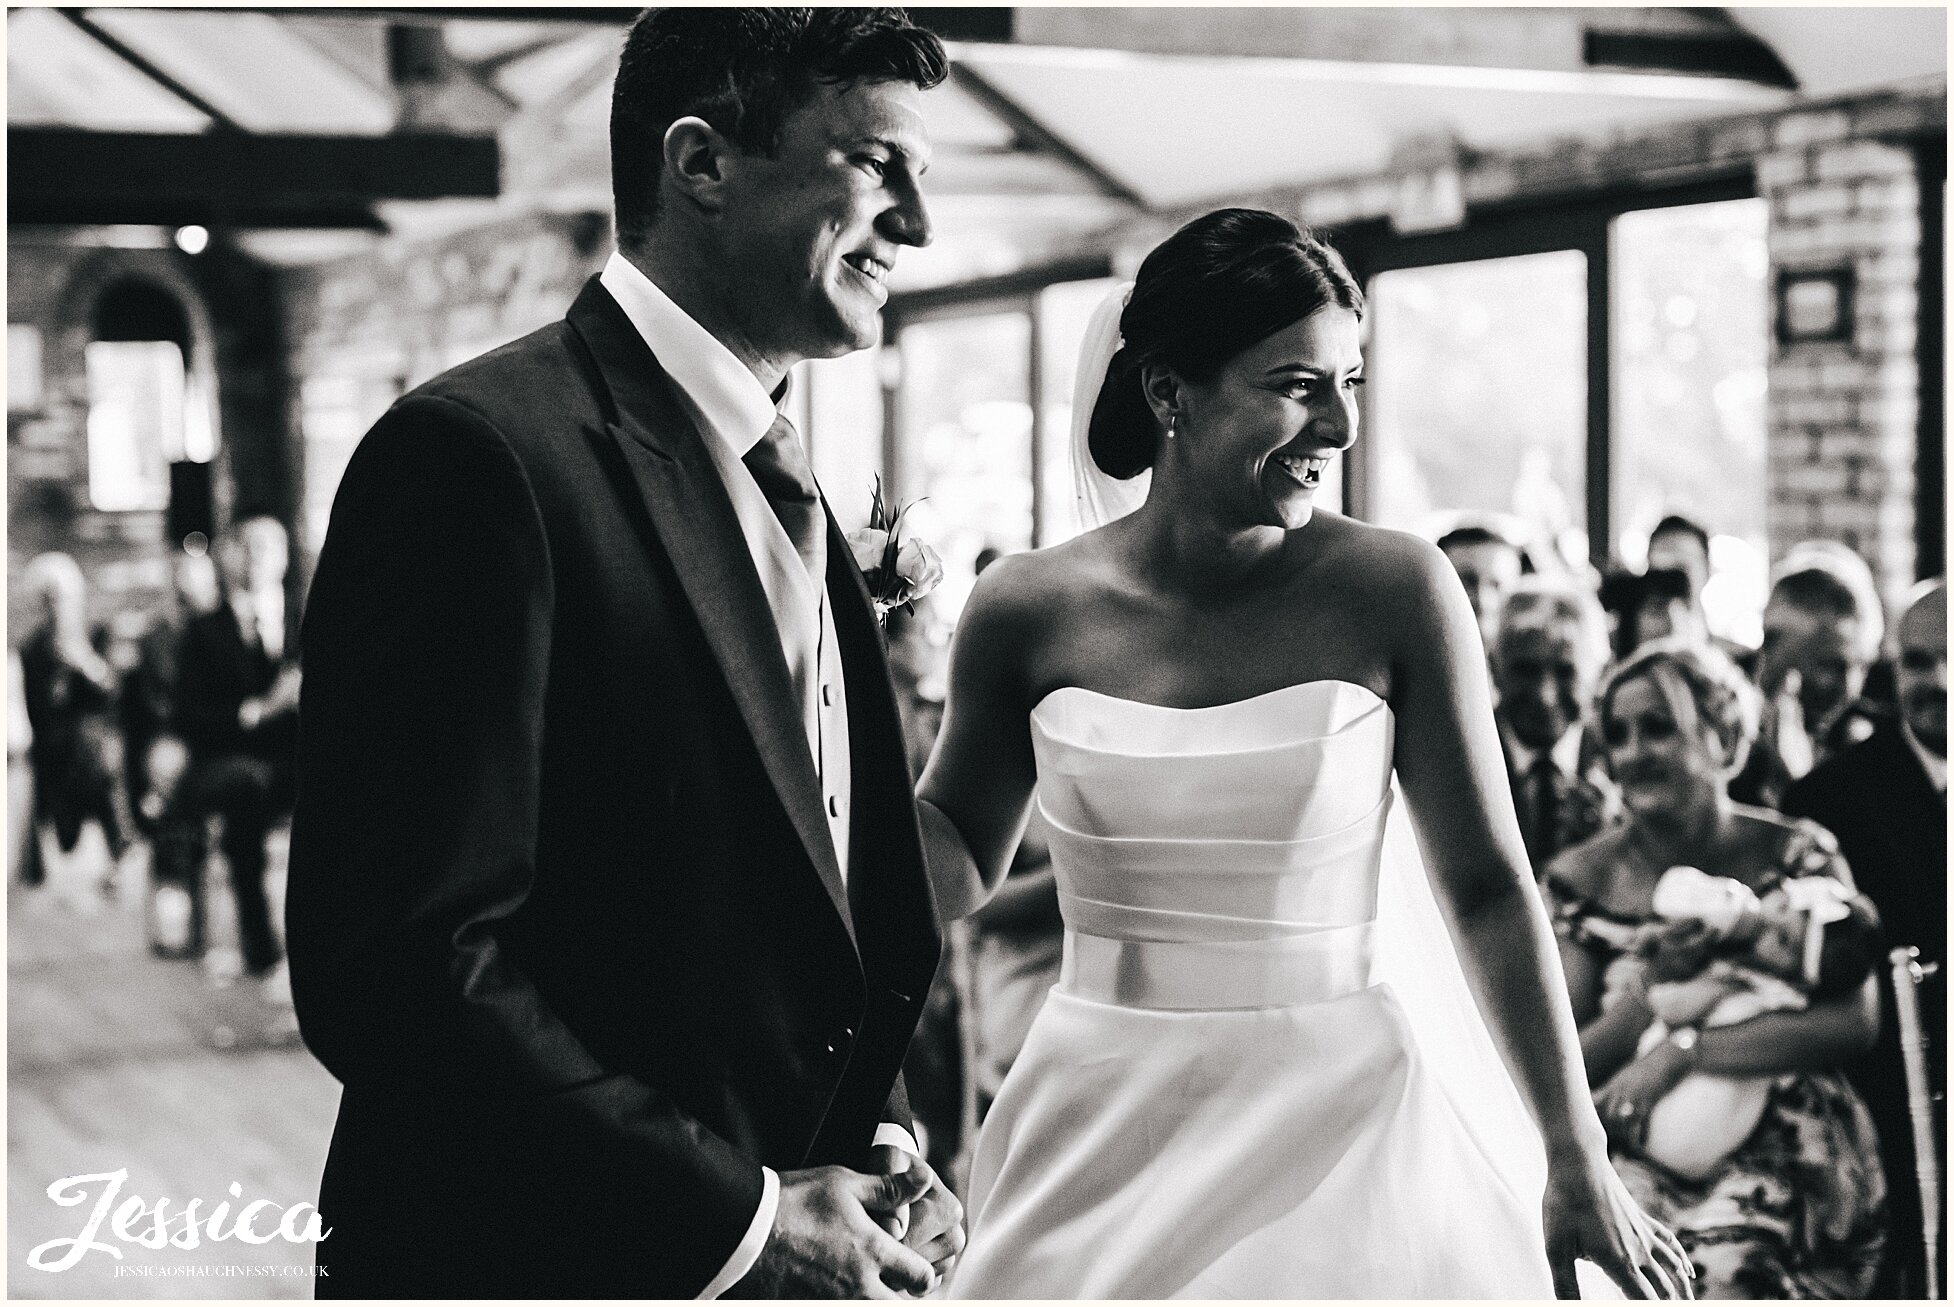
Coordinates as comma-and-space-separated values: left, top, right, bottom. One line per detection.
1500, 720, 1586, 786
597, 254, 917, 1296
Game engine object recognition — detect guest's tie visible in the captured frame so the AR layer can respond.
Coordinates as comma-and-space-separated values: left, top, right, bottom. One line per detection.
743, 413, 826, 586
1524, 757, 1560, 867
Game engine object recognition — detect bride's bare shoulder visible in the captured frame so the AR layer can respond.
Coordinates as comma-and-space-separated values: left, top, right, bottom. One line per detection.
958, 530, 1119, 642
1308, 512, 1450, 595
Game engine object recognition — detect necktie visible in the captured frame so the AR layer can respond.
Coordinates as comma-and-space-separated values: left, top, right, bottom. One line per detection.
1525, 757, 1560, 867
743, 413, 826, 586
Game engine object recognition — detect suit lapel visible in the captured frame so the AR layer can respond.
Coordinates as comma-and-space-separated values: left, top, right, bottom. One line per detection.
826, 520, 941, 985
566, 281, 856, 951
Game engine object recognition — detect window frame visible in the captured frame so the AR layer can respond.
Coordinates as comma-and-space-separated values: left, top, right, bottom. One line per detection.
1332, 173, 1756, 569
882, 254, 1114, 548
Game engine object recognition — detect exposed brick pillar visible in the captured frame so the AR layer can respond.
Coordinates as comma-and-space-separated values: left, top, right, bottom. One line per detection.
1762, 128, 1922, 611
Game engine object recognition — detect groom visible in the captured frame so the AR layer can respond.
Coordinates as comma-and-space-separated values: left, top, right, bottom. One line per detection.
286, 9, 959, 1298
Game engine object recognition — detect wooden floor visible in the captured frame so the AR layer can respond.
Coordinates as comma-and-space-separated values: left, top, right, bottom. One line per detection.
9, 828, 341, 1300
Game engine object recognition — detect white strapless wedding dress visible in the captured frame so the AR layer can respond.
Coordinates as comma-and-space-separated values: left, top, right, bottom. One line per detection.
947, 680, 1558, 1300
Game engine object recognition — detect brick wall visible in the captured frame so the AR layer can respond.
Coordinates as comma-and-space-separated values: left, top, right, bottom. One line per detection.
1760, 131, 1924, 613
280, 209, 608, 556
8, 237, 306, 644
8, 243, 203, 639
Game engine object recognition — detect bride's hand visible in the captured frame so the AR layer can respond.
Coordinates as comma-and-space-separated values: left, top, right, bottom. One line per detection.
1542, 1146, 1694, 1299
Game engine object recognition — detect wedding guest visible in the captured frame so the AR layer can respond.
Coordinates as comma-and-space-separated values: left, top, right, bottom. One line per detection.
1646, 514, 1712, 610
175, 516, 300, 997
1544, 641, 1886, 1297
1784, 576, 1946, 1298
18, 552, 132, 890
124, 550, 223, 958
1438, 521, 1525, 655
1490, 576, 1619, 872
1734, 551, 1887, 808
10, 650, 34, 884
1598, 566, 1703, 659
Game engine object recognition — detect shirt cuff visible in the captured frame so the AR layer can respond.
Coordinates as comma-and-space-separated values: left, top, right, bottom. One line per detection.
873, 1123, 922, 1159
696, 1165, 778, 1300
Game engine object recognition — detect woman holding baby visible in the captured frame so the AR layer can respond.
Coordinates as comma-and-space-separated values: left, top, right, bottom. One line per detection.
1543, 640, 1888, 1298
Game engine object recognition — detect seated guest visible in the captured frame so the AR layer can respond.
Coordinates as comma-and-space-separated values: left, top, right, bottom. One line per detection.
1490, 576, 1619, 871
1437, 521, 1526, 656
1543, 641, 1886, 1297
1594, 865, 1883, 1183
175, 516, 300, 997
1734, 550, 1888, 808
18, 552, 132, 889
1784, 576, 1946, 1298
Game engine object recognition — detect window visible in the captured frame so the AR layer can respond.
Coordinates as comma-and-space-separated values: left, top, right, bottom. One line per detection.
1366, 251, 1588, 559
1612, 198, 1770, 646
9, 325, 43, 412
894, 310, 1035, 618
84, 279, 211, 513
1341, 179, 1764, 583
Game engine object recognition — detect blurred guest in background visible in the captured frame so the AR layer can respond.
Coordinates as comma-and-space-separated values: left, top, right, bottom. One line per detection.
124, 550, 224, 959
1734, 550, 1887, 808
1784, 576, 1946, 1299
10, 649, 34, 883
18, 551, 132, 892
1647, 512, 1756, 668
1544, 641, 1886, 1297
176, 516, 300, 997
1438, 521, 1526, 656
1646, 514, 1713, 613
1600, 567, 1704, 660
1490, 576, 1619, 872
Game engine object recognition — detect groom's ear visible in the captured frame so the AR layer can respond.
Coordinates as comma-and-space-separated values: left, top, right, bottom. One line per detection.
662, 117, 733, 213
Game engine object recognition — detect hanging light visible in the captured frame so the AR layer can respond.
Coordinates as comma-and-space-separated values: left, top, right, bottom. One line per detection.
174, 226, 209, 255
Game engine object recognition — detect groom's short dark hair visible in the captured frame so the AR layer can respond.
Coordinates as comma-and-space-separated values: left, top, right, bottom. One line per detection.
611, 8, 947, 250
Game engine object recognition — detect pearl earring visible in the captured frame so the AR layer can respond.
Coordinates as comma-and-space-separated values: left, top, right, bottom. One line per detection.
1166, 416, 1178, 440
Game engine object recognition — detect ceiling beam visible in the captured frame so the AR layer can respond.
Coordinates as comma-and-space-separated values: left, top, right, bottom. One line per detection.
58, 7, 244, 131
1006, 7, 1794, 87
947, 63, 1143, 207
9, 128, 499, 229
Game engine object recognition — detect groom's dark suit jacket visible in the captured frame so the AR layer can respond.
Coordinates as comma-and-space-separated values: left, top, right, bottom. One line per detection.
287, 279, 941, 1299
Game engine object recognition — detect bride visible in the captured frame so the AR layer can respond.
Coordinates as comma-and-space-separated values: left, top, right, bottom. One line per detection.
914, 208, 1691, 1299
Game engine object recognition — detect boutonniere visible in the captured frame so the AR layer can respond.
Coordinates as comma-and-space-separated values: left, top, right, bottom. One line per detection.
845, 476, 944, 622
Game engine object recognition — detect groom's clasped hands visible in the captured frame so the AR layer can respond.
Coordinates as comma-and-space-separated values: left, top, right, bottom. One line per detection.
735, 1147, 965, 1299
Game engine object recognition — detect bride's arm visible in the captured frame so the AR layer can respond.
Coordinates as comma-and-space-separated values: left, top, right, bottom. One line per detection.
915, 558, 1043, 925
1382, 537, 1688, 1298
1386, 540, 1604, 1163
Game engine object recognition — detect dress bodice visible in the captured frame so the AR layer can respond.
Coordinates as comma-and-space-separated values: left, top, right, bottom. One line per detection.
1029, 680, 1395, 1011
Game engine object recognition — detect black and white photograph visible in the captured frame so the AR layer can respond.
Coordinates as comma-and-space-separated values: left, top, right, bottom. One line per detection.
6, 4, 1946, 1299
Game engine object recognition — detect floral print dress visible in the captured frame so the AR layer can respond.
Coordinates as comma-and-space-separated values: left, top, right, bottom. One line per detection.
1547, 822, 1888, 1299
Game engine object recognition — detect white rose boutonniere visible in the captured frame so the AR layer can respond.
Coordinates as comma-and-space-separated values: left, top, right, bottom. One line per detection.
845, 476, 944, 622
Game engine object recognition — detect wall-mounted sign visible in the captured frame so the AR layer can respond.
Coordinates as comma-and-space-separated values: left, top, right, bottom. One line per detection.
1776, 267, 1856, 347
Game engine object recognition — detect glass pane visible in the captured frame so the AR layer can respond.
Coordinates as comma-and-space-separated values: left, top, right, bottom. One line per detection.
1366, 251, 1587, 562
85, 339, 183, 511
802, 348, 886, 534
896, 311, 1033, 619
1612, 198, 1770, 648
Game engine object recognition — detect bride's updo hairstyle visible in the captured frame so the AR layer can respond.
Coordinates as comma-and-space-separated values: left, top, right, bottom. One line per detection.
1089, 208, 1364, 480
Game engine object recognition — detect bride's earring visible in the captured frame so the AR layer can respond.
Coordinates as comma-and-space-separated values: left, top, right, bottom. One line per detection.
1166, 416, 1179, 440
